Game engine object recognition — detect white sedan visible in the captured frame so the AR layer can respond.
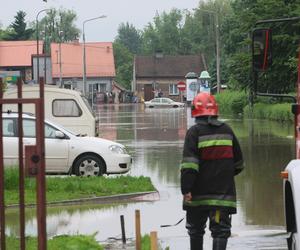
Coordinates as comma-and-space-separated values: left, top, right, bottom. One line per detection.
144, 97, 185, 108
3, 113, 131, 176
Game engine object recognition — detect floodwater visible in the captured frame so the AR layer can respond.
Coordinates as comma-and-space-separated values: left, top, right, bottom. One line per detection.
6, 104, 295, 249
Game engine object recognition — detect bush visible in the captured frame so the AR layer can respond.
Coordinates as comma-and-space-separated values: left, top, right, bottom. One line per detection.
215, 90, 248, 115
244, 103, 293, 122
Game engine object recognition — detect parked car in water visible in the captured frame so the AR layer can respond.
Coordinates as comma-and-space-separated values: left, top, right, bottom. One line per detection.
144, 97, 185, 108
2, 112, 131, 176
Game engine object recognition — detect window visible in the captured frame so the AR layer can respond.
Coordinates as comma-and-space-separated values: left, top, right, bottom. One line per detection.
3, 119, 15, 137
52, 99, 82, 117
23, 119, 36, 137
151, 98, 161, 103
45, 124, 58, 138
162, 98, 171, 104
169, 84, 179, 95
23, 119, 59, 138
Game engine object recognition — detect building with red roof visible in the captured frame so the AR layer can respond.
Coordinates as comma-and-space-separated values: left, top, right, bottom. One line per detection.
50, 41, 115, 100
0, 40, 116, 102
0, 40, 43, 82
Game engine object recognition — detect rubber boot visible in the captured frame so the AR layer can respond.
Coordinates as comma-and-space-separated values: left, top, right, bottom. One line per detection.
212, 238, 227, 250
190, 237, 203, 250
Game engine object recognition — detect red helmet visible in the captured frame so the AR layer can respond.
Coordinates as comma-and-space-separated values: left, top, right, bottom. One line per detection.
191, 92, 218, 117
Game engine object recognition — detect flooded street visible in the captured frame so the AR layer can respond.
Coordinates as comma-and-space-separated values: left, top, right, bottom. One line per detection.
6, 104, 294, 249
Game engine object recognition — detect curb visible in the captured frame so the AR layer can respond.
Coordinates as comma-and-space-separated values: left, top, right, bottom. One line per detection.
6, 191, 160, 209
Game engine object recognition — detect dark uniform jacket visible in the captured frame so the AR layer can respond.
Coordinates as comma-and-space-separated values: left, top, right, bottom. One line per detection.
180, 116, 244, 214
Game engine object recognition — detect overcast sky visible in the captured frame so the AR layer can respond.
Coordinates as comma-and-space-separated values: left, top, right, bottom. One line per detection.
0, 0, 200, 42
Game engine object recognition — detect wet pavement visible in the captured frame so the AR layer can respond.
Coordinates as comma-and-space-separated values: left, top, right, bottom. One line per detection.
6, 103, 294, 249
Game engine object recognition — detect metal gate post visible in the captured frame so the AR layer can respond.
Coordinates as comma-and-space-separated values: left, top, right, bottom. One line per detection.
17, 78, 26, 250
0, 78, 6, 250
0, 77, 47, 250
36, 77, 47, 250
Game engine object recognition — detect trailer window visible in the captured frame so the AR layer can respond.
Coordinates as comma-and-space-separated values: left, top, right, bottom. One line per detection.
52, 99, 82, 117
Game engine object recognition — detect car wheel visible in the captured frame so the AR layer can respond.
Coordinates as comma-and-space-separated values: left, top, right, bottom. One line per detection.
173, 105, 178, 108
149, 106, 154, 108
74, 154, 105, 177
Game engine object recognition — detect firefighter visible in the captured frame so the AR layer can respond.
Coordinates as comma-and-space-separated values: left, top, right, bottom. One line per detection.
180, 92, 244, 250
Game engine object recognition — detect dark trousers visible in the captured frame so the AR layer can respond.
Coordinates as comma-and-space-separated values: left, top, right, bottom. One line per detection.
186, 209, 231, 250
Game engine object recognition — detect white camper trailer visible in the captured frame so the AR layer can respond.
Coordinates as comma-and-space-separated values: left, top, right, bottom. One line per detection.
3, 85, 97, 136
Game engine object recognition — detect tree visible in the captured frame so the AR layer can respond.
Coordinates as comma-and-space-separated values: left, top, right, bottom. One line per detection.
141, 9, 183, 55
115, 22, 142, 54
113, 41, 134, 89
0, 23, 10, 41
32, 8, 80, 53
4, 11, 34, 40
221, 0, 300, 93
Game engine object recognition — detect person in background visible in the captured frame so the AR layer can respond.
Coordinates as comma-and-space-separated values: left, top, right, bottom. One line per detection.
180, 92, 244, 250
158, 89, 163, 97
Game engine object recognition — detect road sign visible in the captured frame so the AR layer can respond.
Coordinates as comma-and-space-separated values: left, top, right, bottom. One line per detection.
177, 81, 186, 91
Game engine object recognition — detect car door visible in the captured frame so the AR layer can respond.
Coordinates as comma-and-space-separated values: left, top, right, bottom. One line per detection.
23, 119, 69, 173
161, 98, 170, 107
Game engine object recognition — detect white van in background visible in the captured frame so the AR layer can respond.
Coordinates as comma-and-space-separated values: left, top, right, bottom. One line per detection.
3, 85, 97, 136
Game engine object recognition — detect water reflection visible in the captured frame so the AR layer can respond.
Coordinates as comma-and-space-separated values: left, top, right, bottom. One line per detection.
6, 104, 293, 249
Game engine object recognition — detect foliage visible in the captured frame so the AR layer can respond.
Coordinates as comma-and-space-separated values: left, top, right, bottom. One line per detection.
113, 0, 300, 92
141, 235, 151, 250
215, 90, 293, 122
31, 8, 80, 53
6, 235, 103, 250
142, 9, 183, 55
3, 11, 34, 41
113, 41, 134, 89
115, 22, 142, 54
222, 0, 300, 93
4, 168, 155, 205
141, 234, 169, 250
244, 102, 293, 122
113, 1, 233, 88
215, 90, 248, 115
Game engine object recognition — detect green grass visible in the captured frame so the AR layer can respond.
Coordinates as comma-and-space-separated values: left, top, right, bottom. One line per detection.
215, 90, 293, 122
4, 168, 156, 205
244, 103, 293, 122
141, 234, 170, 250
141, 235, 151, 250
6, 235, 103, 250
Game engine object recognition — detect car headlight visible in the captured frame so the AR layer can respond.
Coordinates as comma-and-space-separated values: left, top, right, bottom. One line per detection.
109, 145, 126, 154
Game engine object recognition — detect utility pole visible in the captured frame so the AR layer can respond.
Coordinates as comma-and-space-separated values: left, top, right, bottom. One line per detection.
215, 13, 221, 93
59, 31, 63, 87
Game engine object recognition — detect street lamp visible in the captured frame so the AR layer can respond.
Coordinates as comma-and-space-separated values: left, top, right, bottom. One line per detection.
82, 15, 107, 97
198, 9, 221, 93
36, 9, 50, 84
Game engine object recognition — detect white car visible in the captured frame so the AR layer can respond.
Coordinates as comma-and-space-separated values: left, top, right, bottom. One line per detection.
144, 98, 185, 108
2, 112, 131, 176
